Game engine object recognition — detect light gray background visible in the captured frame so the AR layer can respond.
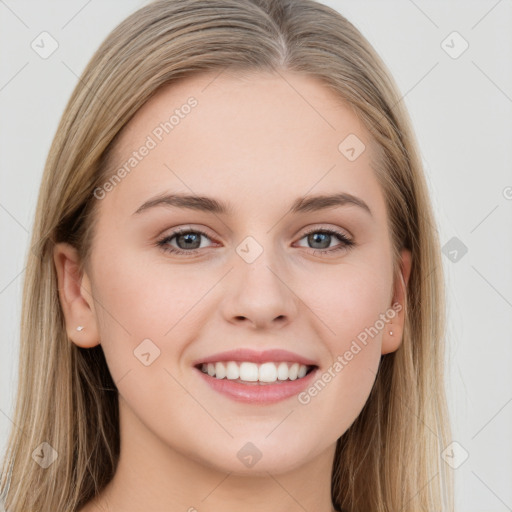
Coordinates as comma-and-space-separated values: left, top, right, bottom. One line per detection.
1, 1, 511, 510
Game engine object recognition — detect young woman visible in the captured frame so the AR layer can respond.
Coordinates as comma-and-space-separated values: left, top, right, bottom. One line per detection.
0, 0, 454, 510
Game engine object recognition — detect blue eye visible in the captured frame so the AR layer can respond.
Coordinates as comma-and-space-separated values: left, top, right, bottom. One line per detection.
297, 228, 355, 254
156, 228, 212, 255
156, 227, 355, 256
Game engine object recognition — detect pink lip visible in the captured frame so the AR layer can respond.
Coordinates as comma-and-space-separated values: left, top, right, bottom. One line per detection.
191, 348, 318, 367
194, 366, 319, 404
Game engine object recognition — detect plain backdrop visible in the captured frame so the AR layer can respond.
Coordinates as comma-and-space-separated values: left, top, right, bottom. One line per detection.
1, 1, 511, 511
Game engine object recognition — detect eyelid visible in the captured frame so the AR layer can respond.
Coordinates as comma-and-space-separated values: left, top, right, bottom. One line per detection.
294, 226, 354, 250
158, 224, 217, 240
156, 223, 355, 256
298, 223, 353, 239
155, 225, 218, 255
157, 224, 351, 243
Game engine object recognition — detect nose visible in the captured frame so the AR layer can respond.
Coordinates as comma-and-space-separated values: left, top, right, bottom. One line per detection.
220, 245, 300, 330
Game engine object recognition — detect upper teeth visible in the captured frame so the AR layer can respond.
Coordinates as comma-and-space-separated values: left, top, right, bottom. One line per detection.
201, 361, 310, 382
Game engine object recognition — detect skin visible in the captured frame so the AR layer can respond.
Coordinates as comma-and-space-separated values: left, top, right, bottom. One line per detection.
54, 69, 412, 512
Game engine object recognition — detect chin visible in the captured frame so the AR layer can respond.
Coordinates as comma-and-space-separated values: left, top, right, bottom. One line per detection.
188, 436, 319, 476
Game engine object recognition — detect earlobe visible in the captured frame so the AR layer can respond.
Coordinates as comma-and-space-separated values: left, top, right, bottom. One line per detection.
53, 242, 101, 348
381, 248, 412, 355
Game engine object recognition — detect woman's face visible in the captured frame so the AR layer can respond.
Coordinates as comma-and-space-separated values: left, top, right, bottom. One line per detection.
57, 70, 411, 475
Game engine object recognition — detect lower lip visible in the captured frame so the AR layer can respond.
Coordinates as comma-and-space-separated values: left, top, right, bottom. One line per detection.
194, 366, 319, 404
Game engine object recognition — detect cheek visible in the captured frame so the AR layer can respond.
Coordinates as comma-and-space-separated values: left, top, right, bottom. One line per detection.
89, 247, 211, 383
294, 264, 392, 415
302, 262, 393, 349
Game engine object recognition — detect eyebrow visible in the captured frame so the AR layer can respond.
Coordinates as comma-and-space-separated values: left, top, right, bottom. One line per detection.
132, 192, 372, 217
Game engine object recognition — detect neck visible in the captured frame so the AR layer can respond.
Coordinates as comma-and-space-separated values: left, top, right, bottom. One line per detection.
86, 396, 338, 512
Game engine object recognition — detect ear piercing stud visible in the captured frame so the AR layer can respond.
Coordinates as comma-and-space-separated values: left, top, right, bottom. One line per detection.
76, 326, 85, 332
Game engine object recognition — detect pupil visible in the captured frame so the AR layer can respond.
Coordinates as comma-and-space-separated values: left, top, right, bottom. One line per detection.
309, 233, 329, 249
179, 233, 200, 249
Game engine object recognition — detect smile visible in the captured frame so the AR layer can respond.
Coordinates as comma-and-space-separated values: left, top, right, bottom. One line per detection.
198, 361, 315, 384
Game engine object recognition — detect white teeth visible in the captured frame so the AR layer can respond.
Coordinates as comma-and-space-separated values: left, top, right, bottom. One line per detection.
277, 362, 289, 380
226, 361, 239, 380
215, 361, 226, 379
239, 362, 259, 381
259, 362, 278, 383
288, 362, 299, 380
200, 361, 312, 382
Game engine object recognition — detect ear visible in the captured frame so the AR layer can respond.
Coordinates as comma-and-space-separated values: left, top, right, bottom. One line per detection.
53, 242, 100, 348
381, 248, 412, 355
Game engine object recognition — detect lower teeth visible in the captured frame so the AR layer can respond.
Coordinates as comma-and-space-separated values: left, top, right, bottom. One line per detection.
231, 378, 288, 385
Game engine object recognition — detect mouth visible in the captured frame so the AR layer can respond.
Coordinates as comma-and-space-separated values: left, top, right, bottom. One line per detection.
194, 361, 318, 385
191, 348, 320, 403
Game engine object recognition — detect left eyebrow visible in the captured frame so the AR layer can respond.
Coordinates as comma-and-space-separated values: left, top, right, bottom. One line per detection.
290, 193, 372, 217
132, 192, 372, 217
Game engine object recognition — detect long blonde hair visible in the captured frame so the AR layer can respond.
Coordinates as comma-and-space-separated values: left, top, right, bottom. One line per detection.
0, 0, 453, 510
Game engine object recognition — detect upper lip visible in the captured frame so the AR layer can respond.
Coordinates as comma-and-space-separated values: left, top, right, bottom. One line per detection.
192, 348, 318, 367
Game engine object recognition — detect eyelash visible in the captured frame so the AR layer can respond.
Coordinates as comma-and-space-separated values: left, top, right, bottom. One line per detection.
156, 227, 355, 257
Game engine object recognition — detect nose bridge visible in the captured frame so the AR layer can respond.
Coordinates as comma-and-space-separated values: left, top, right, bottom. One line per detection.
235, 233, 286, 294
222, 232, 299, 327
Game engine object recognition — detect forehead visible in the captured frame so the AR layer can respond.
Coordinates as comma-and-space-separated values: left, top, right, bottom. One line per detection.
100, 69, 386, 223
